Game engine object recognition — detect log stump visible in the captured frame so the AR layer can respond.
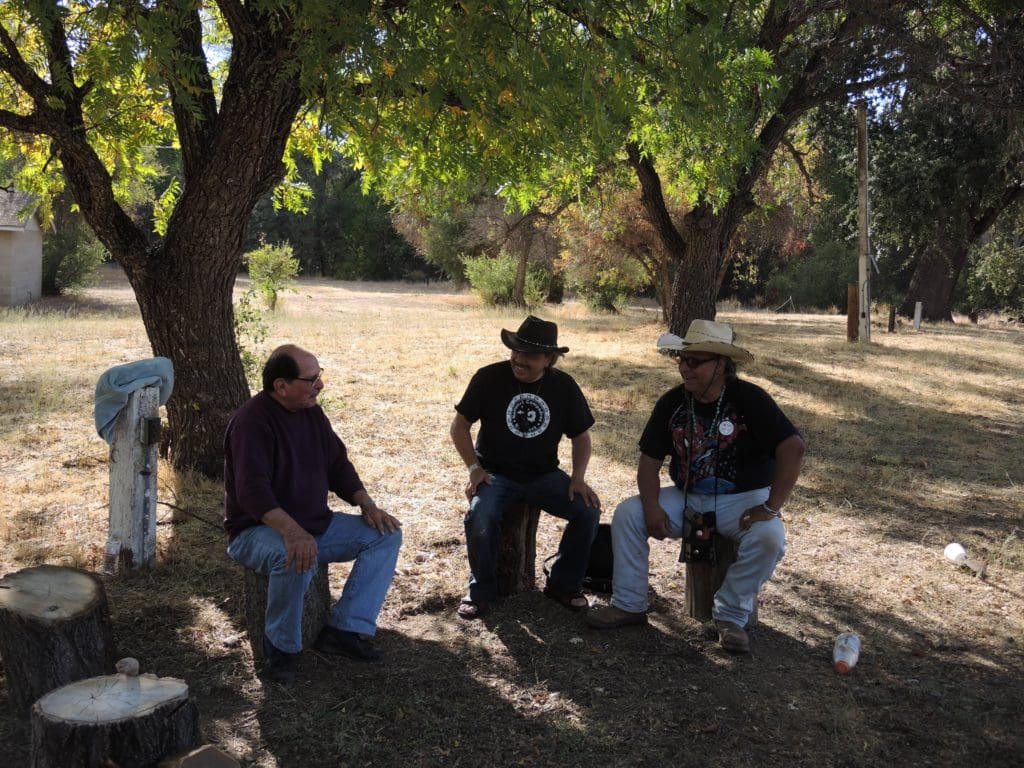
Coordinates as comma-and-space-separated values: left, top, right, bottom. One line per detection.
685, 535, 758, 627
496, 503, 541, 595
242, 565, 331, 660
30, 673, 200, 768
0, 565, 116, 714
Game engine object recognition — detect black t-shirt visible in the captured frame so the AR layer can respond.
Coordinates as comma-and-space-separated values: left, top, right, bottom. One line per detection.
455, 361, 595, 481
638, 378, 798, 493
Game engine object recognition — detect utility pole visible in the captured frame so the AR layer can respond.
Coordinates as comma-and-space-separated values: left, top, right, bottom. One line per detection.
856, 101, 872, 342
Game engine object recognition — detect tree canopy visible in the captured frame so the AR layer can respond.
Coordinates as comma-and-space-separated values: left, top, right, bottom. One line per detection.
2, 0, 1020, 474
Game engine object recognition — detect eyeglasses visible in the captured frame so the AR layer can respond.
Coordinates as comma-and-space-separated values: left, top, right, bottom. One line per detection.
292, 367, 324, 384
672, 354, 718, 369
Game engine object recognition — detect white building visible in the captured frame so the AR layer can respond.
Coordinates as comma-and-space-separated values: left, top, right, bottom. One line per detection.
0, 189, 43, 307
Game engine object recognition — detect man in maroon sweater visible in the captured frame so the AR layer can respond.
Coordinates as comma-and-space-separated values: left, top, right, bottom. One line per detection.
225, 344, 402, 681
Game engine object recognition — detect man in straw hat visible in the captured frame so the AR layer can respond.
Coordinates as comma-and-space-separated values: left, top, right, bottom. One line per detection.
451, 316, 602, 619
587, 320, 804, 653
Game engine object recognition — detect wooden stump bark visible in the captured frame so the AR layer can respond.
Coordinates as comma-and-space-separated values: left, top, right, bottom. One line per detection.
30, 673, 200, 768
0, 565, 117, 714
496, 503, 541, 595
242, 565, 331, 660
685, 535, 758, 627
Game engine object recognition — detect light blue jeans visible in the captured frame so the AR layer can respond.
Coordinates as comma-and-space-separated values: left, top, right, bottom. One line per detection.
228, 512, 402, 653
609, 486, 785, 627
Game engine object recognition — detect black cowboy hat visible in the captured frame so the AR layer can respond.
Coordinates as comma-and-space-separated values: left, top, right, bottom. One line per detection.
500, 315, 569, 354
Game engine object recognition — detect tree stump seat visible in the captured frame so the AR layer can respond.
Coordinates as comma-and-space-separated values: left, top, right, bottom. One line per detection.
496, 503, 542, 595
685, 534, 758, 627
30, 673, 200, 768
241, 565, 331, 660
0, 565, 117, 715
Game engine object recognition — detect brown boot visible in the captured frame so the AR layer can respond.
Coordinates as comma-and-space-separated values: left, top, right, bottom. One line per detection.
586, 604, 647, 629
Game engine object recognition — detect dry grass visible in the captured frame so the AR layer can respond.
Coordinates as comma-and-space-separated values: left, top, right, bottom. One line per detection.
1, 264, 1022, 767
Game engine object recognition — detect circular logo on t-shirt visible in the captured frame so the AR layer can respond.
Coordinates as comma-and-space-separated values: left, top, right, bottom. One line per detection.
506, 393, 550, 438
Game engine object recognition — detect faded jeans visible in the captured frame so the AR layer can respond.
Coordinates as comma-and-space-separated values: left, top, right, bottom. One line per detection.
609, 486, 785, 627
228, 512, 402, 653
465, 470, 601, 603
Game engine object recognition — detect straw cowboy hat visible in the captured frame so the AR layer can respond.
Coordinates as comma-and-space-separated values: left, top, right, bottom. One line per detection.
656, 319, 753, 363
501, 315, 570, 354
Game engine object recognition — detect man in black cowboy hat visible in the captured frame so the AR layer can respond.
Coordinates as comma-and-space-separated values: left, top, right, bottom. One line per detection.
450, 316, 602, 619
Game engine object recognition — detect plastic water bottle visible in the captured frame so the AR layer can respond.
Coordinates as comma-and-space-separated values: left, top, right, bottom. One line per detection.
832, 632, 861, 674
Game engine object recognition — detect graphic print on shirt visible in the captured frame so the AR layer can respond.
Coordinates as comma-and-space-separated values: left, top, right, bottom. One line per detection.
670, 403, 746, 489
506, 393, 551, 438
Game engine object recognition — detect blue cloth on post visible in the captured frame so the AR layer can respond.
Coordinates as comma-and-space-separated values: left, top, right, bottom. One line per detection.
94, 357, 175, 444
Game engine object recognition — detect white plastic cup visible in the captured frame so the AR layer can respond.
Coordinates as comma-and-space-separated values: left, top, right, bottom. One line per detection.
944, 542, 967, 565
833, 632, 861, 674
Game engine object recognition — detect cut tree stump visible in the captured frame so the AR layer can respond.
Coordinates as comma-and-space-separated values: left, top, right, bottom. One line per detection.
30, 673, 200, 768
0, 565, 116, 714
496, 503, 541, 595
242, 565, 331, 660
685, 535, 759, 627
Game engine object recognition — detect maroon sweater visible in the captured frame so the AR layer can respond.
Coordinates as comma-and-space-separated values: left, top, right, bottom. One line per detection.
223, 391, 365, 541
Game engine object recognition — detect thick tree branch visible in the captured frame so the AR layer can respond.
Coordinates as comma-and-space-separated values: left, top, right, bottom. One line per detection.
164, 4, 220, 179
0, 21, 52, 103
781, 137, 816, 207
626, 141, 687, 258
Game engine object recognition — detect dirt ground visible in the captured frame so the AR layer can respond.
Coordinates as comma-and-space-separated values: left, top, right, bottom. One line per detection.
0, 266, 1021, 767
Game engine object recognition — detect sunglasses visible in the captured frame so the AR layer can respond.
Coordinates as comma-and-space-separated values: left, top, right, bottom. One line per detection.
670, 353, 719, 369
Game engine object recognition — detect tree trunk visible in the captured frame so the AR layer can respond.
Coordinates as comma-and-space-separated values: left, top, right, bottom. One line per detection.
512, 249, 529, 306
898, 244, 964, 322
628, 143, 755, 335
26, 5, 308, 479
669, 217, 723, 334
125, 250, 250, 478
0, 566, 117, 715
31, 674, 200, 768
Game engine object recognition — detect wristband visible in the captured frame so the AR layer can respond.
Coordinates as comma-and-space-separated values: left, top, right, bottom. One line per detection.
762, 502, 780, 517
467, 463, 483, 474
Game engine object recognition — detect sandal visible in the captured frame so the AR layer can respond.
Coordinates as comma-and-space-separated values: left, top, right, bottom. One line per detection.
542, 585, 590, 612
457, 598, 490, 620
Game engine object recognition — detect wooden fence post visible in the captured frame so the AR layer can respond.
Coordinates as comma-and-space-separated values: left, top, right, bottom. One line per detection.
107, 386, 160, 572
913, 301, 923, 331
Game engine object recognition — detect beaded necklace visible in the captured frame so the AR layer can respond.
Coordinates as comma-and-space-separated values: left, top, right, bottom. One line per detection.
689, 383, 727, 453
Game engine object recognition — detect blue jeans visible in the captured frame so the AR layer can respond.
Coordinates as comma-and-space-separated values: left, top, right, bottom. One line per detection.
465, 470, 601, 603
609, 486, 785, 627
228, 512, 402, 653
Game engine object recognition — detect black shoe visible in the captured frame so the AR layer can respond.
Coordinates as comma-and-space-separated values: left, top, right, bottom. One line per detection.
314, 626, 381, 662
259, 635, 298, 684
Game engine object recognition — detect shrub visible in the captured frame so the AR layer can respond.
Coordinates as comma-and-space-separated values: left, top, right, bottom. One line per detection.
244, 242, 299, 310
962, 233, 1024, 316
766, 241, 857, 310
41, 226, 106, 295
563, 260, 647, 313
463, 252, 550, 307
